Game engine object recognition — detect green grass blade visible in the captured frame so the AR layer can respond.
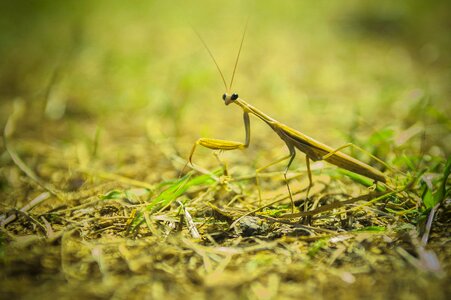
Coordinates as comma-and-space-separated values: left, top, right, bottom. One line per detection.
421, 158, 450, 210
337, 169, 386, 192
127, 171, 218, 233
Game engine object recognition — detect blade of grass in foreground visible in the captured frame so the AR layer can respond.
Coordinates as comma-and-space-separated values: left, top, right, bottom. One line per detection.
337, 169, 386, 192
127, 171, 218, 233
420, 158, 450, 245
421, 158, 450, 210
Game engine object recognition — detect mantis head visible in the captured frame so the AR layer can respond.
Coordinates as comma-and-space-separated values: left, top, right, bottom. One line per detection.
222, 93, 239, 105
195, 21, 247, 107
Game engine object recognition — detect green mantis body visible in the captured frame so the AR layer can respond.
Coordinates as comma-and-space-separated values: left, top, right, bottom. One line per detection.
188, 26, 387, 208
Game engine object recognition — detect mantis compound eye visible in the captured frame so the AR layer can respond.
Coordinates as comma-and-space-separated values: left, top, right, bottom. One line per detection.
222, 94, 226, 100
231, 93, 239, 100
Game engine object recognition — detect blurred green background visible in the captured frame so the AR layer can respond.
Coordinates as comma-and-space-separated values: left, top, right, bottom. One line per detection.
0, 0, 449, 174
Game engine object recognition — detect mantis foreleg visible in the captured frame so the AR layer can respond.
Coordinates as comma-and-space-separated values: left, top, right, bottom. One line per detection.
189, 112, 250, 163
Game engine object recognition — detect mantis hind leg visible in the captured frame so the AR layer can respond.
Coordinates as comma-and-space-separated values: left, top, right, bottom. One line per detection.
255, 154, 292, 207
305, 155, 313, 211
283, 145, 296, 213
321, 142, 399, 175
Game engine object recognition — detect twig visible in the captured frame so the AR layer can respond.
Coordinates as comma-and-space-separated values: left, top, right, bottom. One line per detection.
256, 215, 337, 234
421, 202, 441, 246
279, 193, 378, 219
228, 186, 308, 229
77, 167, 155, 190
4, 102, 64, 199
177, 200, 201, 239
1, 192, 51, 227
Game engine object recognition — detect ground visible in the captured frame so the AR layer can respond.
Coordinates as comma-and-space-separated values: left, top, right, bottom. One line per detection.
0, 1, 450, 299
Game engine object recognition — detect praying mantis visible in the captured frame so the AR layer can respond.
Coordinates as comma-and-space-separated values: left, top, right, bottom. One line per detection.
188, 25, 388, 211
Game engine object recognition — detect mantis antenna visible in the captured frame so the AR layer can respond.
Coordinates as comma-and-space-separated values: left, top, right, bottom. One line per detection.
194, 19, 249, 93
193, 29, 228, 91
229, 20, 249, 91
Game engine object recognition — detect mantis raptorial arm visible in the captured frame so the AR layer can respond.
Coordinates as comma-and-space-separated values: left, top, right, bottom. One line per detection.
189, 112, 250, 163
